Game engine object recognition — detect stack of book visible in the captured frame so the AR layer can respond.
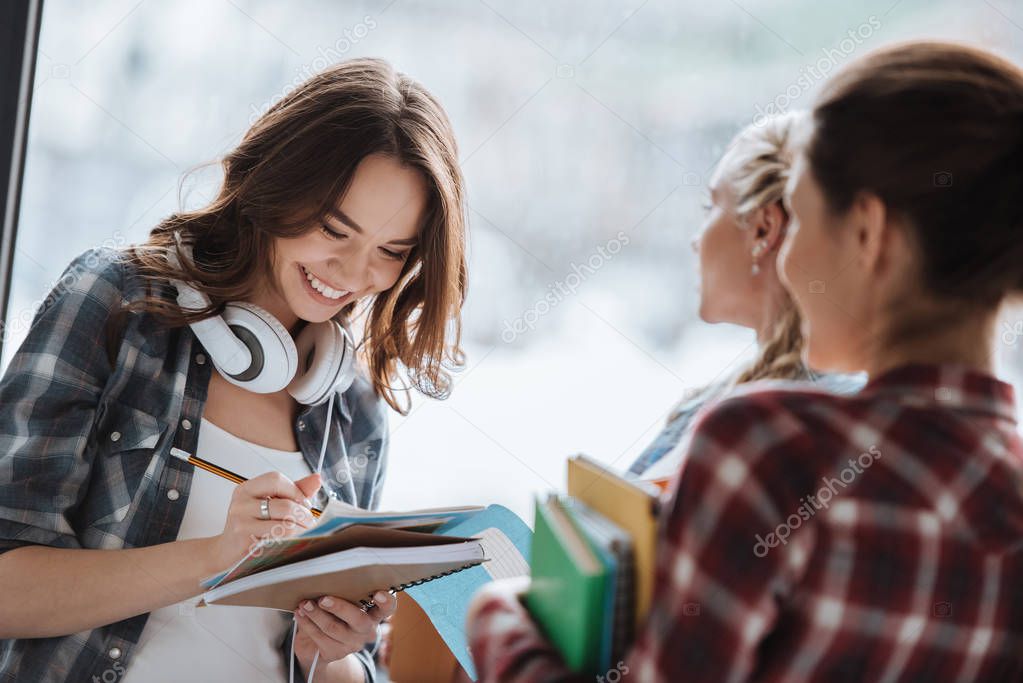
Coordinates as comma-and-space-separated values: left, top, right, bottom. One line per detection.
525, 455, 662, 676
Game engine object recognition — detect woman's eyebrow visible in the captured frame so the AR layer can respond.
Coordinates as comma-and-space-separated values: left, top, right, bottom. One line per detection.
327, 207, 419, 246
327, 208, 365, 233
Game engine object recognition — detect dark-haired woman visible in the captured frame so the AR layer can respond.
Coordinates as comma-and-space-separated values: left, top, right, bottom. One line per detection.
0, 58, 466, 683
468, 41, 1023, 682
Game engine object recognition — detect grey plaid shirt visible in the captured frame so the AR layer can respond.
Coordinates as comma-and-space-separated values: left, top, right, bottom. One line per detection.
0, 247, 389, 682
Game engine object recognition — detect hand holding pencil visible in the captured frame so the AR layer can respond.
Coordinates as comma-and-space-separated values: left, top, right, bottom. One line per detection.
206, 469, 324, 573
170, 446, 326, 518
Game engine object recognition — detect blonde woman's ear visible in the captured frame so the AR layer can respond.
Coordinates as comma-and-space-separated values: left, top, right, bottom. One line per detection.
753, 202, 788, 250
749, 202, 789, 276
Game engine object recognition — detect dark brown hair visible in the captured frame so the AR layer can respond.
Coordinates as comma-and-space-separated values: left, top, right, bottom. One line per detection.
126, 58, 467, 413
808, 41, 1023, 307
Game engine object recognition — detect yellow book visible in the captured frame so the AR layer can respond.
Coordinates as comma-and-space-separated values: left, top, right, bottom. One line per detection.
566, 455, 661, 629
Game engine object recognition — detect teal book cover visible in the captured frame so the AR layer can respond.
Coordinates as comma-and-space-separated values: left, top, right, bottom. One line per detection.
404, 504, 533, 681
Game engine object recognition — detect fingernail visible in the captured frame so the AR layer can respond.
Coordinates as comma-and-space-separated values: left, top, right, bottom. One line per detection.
304, 498, 313, 508
303, 600, 314, 611
374, 591, 388, 603
320, 597, 333, 607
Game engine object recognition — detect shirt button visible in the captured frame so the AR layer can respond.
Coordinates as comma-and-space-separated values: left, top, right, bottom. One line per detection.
109, 431, 121, 442
195, 353, 206, 365
297, 421, 306, 432
181, 419, 192, 431
108, 647, 122, 659
167, 489, 180, 501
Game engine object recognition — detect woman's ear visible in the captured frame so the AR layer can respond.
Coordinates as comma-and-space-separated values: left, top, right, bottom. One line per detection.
749, 200, 788, 252
849, 190, 888, 275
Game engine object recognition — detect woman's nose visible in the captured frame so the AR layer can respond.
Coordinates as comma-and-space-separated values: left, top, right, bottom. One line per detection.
331, 254, 371, 293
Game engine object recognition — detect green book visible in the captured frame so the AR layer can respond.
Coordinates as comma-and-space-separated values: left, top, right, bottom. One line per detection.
562, 500, 632, 671
525, 495, 607, 674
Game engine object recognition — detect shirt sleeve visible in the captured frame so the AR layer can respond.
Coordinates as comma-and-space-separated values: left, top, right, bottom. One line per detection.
0, 248, 125, 556
626, 393, 817, 682
468, 588, 583, 683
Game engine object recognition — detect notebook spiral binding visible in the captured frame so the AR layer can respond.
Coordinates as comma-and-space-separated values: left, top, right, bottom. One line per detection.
356, 560, 484, 612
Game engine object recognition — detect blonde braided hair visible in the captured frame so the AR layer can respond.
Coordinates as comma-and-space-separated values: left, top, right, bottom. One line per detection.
712, 111, 811, 389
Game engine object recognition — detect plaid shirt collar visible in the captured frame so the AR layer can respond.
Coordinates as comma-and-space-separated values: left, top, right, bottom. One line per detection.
862, 362, 1018, 425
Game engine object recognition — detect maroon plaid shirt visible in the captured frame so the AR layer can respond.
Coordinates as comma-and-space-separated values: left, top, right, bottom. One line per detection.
468, 363, 1023, 682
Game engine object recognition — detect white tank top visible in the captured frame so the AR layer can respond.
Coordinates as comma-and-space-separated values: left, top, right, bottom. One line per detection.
122, 417, 312, 683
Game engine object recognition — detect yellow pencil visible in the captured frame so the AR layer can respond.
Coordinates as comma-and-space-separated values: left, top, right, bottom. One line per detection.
170, 447, 323, 518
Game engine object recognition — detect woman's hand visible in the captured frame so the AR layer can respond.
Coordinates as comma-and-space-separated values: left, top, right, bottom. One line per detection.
467, 577, 576, 683
206, 471, 323, 574
293, 591, 398, 679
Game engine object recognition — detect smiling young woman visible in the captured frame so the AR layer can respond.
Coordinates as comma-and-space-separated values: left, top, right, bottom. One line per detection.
0, 57, 466, 683
133, 57, 467, 415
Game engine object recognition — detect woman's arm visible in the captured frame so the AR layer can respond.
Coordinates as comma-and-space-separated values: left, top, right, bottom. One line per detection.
467, 578, 580, 683
0, 468, 320, 639
0, 536, 219, 638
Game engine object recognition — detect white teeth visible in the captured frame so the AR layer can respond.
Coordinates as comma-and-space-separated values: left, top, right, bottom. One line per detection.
302, 266, 348, 300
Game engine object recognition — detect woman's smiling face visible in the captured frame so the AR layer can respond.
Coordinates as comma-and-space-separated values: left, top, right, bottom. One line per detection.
261, 153, 428, 329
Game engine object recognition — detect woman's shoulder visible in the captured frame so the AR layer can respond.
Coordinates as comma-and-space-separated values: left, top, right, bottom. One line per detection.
49, 245, 156, 306
674, 381, 876, 515
57, 246, 128, 290
681, 371, 864, 430
22, 247, 135, 335
698, 377, 864, 429
685, 378, 871, 473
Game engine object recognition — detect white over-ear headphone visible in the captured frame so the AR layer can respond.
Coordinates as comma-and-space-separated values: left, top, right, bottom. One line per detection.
166, 234, 357, 405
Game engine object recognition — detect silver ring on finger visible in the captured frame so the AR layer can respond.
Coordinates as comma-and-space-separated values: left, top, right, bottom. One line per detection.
259, 496, 271, 521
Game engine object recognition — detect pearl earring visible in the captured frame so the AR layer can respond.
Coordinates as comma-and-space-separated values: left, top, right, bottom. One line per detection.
750, 239, 768, 276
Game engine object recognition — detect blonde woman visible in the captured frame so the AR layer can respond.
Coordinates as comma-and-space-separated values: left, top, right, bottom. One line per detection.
630, 111, 862, 480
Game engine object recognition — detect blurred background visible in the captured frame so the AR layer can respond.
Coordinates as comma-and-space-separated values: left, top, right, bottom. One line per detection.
3, 0, 1023, 520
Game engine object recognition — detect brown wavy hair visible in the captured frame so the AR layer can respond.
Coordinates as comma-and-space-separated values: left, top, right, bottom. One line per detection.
124, 58, 467, 413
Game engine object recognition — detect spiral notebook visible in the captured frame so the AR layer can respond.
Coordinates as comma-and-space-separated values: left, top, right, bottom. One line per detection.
199, 500, 485, 591
199, 524, 486, 611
